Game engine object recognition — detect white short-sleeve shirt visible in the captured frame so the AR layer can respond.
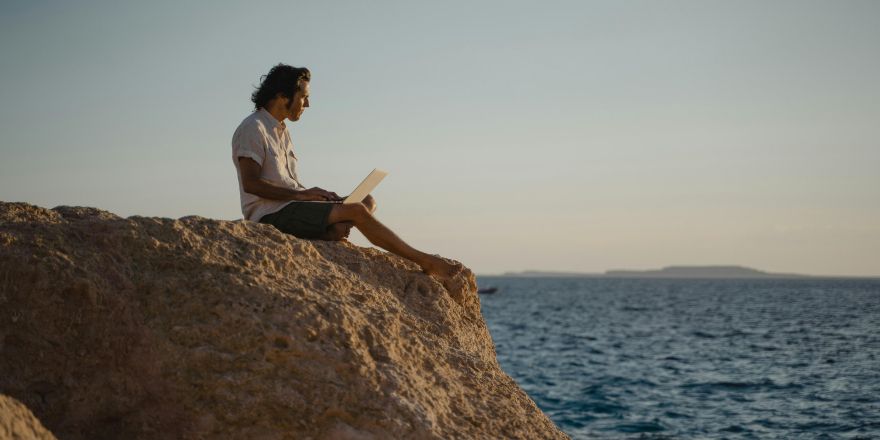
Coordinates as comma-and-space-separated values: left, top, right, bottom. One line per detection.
232, 109, 305, 221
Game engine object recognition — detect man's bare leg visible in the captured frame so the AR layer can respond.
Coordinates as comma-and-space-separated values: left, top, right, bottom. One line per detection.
320, 196, 373, 241
326, 203, 460, 279
320, 221, 353, 241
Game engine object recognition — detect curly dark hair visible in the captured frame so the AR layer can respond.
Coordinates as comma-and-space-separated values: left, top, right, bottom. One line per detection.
251, 64, 311, 110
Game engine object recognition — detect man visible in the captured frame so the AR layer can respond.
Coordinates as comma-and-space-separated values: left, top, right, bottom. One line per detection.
232, 63, 461, 282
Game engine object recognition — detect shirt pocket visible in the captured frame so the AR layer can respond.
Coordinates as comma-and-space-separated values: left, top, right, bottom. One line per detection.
285, 151, 298, 180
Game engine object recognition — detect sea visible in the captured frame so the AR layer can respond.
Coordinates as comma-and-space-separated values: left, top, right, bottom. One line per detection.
476, 276, 880, 440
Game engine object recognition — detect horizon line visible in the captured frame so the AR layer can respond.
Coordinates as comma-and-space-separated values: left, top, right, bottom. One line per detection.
477, 265, 880, 279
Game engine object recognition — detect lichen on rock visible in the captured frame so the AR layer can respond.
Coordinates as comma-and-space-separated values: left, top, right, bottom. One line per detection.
0, 201, 568, 439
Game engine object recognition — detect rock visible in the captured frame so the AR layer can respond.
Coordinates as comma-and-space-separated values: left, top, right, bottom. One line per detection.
0, 394, 57, 440
0, 202, 568, 439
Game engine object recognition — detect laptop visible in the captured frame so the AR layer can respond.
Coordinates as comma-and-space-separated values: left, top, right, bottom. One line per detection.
343, 168, 388, 204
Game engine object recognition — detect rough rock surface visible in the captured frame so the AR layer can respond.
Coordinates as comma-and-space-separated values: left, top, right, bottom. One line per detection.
0, 394, 57, 440
0, 202, 568, 440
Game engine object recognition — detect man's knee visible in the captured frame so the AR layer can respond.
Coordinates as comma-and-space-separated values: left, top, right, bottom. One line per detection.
363, 194, 377, 213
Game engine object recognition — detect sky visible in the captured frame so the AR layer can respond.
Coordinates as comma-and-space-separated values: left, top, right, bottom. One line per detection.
1, 0, 878, 276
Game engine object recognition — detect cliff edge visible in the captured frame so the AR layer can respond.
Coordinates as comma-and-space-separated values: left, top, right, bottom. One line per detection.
1, 394, 56, 440
0, 202, 567, 439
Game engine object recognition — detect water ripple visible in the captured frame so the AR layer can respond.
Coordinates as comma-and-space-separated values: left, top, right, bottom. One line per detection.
479, 277, 880, 439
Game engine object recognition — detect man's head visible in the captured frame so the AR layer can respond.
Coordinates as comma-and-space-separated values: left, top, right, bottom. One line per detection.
251, 64, 311, 121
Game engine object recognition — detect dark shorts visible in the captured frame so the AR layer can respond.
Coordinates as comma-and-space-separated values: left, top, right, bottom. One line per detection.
259, 202, 337, 239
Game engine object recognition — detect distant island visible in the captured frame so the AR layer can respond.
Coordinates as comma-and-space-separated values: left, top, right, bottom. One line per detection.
500, 265, 864, 279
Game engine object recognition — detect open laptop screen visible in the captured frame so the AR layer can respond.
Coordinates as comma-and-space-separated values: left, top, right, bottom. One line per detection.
343, 168, 388, 204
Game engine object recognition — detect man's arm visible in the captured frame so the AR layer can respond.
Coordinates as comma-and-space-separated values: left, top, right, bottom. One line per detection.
238, 157, 340, 201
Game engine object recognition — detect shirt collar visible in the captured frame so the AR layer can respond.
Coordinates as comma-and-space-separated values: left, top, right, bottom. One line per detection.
257, 108, 286, 132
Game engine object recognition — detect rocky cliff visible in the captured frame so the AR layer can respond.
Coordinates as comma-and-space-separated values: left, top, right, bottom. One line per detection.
0, 202, 567, 440
1, 394, 56, 440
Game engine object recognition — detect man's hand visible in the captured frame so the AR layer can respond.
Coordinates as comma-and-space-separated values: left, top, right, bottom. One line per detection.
300, 187, 342, 202
238, 157, 344, 202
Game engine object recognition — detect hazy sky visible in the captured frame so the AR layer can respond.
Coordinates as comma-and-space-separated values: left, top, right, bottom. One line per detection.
1, 1, 878, 276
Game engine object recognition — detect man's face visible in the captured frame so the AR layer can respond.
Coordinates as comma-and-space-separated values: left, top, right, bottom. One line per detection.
285, 81, 310, 122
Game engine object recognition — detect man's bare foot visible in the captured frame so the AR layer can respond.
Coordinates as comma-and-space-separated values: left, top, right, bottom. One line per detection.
419, 255, 464, 290
321, 222, 353, 241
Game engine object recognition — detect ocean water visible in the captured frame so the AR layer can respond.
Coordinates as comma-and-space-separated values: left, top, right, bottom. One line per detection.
477, 277, 880, 439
